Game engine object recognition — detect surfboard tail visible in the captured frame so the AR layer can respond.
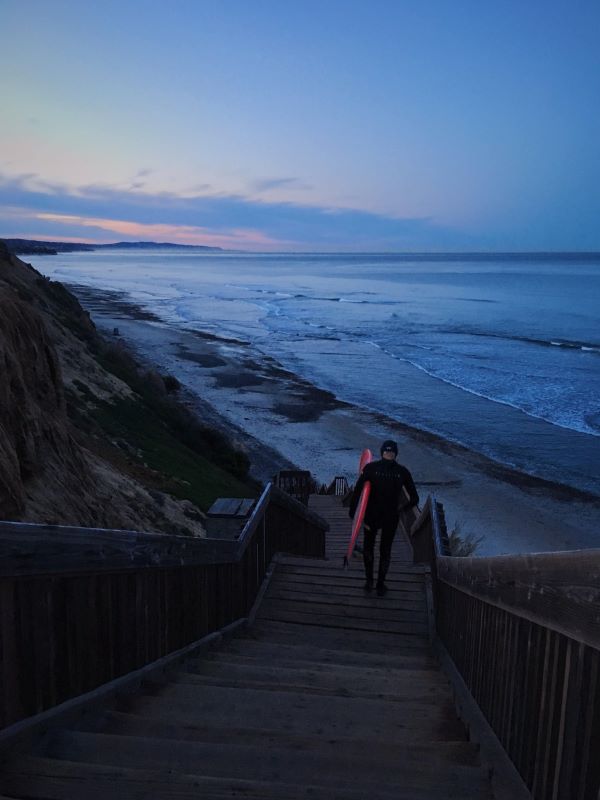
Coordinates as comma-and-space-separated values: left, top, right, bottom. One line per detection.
344, 448, 373, 566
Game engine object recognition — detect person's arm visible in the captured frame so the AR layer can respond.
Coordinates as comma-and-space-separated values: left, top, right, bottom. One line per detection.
400, 468, 419, 509
349, 470, 367, 518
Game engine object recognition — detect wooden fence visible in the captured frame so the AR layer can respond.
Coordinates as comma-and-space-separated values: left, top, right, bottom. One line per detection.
0, 483, 327, 731
410, 497, 600, 800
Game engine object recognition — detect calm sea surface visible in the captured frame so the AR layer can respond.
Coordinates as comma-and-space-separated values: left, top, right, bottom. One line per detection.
30, 251, 600, 496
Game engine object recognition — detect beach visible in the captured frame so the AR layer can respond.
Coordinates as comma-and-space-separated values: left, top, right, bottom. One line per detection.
71, 283, 600, 558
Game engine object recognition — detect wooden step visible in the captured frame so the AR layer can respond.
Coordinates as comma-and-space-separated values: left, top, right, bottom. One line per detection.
192, 649, 444, 681
276, 555, 422, 572
265, 582, 427, 609
43, 730, 492, 797
0, 755, 492, 800
75, 709, 480, 765
275, 563, 424, 583
270, 572, 426, 595
244, 619, 430, 653
259, 595, 428, 624
209, 638, 438, 670
183, 654, 448, 685
122, 683, 468, 742
171, 667, 451, 705
256, 602, 429, 636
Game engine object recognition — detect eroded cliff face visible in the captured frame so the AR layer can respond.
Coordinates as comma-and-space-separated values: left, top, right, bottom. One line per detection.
0, 290, 79, 517
0, 243, 206, 534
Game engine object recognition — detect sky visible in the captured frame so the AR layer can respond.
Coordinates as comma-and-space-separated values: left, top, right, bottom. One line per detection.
1, 0, 599, 251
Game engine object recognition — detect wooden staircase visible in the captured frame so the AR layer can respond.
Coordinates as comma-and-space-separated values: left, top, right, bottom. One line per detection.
0, 495, 495, 799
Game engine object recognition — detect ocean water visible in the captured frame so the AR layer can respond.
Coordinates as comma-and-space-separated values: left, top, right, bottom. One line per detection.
30, 251, 600, 496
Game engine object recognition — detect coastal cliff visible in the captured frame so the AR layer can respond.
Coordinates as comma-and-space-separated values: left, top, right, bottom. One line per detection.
0, 243, 253, 533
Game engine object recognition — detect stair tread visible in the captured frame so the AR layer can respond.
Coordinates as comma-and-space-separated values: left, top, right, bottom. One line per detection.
122, 682, 467, 741
45, 730, 491, 792
255, 605, 429, 636
265, 583, 426, 609
190, 654, 446, 682
180, 662, 451, 699
261, 595, 428, 622
76, 710, 480, 759
217, 639, 437, 669
0, 756, 493, 800
168, 672, 450, 704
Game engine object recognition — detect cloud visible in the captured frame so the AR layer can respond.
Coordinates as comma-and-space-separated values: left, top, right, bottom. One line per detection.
35, 212, 284, 248
0, 171, 472, 250
250, 176, 312, 193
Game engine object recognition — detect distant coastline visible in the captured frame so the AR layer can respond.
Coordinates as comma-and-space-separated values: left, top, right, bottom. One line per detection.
2, 238, 600, 259
1, 238, 226, 256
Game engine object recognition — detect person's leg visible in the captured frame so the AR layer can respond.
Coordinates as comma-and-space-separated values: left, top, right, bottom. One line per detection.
362, 524, 377, 591
376, 517, 398, 595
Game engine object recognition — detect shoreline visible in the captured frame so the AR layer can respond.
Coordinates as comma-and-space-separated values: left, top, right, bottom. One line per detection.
70, 283, 600, 557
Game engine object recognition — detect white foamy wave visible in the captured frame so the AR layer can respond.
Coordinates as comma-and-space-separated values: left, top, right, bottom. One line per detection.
397, 356, 600, 438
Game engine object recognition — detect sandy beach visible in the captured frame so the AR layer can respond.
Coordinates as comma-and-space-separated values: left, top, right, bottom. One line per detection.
72, 284, 600, 558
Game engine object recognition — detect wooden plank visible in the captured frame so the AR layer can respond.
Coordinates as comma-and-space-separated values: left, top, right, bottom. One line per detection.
238, 499, 255, 517
0, 581, 21, 728
217, 638, 435, 668
268, 573, 425, 594
76, 710, 478, 764
170, 673, 450, 706
207, 497, 253, 518
44, 728, 491, 793
196, 654, 443, 682
179, 664, 449, 698
437, 550, 600, 650
0, 755, 491, 800
131, 683, 467, 738
277, 564, 424, 581
257, 606, 428, 636
259, 597, 427, 625
265, 586, 426, 611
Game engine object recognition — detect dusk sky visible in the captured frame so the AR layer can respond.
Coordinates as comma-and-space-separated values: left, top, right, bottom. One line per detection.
1, 0, 599, 251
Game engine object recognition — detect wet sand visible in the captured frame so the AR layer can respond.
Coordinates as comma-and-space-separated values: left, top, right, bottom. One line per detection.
72, 284, 600, 557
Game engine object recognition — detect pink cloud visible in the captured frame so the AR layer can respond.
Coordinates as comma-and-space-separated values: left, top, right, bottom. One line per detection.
36, 212, 289, 249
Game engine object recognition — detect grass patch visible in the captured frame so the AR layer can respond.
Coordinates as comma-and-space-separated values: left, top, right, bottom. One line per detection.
90, 397, 255, 510
448, 521, 484, 556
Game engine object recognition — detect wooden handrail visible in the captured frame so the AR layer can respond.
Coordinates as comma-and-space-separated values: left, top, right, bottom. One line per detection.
0, 482, 328, 579
437, 548, 600, 651
412, 492, 600, 799
0, 483, 327, 731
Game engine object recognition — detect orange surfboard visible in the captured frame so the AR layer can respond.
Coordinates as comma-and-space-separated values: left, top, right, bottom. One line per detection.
344, 448, 373, 566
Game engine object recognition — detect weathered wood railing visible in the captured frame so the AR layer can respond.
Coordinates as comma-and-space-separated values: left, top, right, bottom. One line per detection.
410, 496, 600, 800
0, 483, 327, 731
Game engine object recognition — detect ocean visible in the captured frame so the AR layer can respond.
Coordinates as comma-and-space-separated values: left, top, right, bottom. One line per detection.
29, 250, 600, 497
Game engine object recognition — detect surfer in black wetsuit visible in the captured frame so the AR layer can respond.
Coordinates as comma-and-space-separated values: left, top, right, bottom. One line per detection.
349, 440, 419, 596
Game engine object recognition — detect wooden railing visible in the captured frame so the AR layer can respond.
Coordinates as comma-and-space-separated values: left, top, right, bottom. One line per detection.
410, 497, 600, 800
0, 483, 327, 731
273, 470, 315, 504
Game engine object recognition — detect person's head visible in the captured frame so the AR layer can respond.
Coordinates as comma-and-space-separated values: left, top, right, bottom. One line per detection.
380, 440, 398, 460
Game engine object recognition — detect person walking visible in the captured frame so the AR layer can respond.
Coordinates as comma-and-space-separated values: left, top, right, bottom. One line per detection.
349, 440, 419, 596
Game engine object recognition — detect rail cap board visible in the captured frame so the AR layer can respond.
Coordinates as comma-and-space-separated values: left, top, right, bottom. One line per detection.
0, 521, 238, 577
409, 495, 447, 554
0, 483, 328, 578
437, 549, 600, 651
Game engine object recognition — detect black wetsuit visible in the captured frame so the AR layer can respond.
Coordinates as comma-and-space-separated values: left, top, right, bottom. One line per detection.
349, 458, 419, 585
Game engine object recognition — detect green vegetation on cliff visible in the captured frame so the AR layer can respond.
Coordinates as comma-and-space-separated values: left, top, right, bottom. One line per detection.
68, 335, 257, 513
